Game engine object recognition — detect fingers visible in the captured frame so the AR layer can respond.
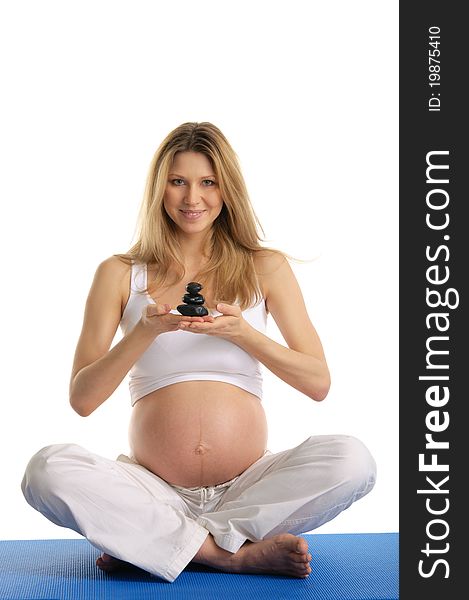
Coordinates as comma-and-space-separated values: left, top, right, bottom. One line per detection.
178, 315, 212, 323
144, 304, 213, 322
179, 314, 215, 325
145, 303, 171, 318
215, 302, 242, 317
178, 315, 217, 331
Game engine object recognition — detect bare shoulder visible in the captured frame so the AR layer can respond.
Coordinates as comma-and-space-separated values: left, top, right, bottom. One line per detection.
253, 248, 286, 273
253, 249, 292, 296
70, 256, 132, 384
94, 255, 131, 280
89, 255, 132, 312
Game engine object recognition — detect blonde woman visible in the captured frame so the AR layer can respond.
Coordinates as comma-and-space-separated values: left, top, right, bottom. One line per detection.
22, 122, 376, 582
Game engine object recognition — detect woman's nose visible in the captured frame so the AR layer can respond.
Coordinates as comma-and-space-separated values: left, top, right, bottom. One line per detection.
184, 185, 201, 205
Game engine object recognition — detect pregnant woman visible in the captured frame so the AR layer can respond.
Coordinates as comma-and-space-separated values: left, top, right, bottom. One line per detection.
21, 121, 376, 582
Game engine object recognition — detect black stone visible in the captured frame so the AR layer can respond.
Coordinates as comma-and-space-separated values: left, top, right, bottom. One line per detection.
182, 293, 204, 305
177, 304, 209, 316
186, 281, 203, 295
177, 281, 209, 316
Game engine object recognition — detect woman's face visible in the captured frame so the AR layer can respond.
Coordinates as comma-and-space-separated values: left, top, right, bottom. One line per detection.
163, 151, 223, 237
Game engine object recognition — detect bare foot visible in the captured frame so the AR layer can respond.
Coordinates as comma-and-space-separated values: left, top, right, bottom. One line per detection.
193, 533, 312, 578
96, 553, 130, 573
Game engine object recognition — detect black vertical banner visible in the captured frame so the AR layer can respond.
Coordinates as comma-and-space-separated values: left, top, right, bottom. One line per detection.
400, 2, 464, 599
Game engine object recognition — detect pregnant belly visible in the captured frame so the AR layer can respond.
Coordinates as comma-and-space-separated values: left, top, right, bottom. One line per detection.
128, 381, 268, 487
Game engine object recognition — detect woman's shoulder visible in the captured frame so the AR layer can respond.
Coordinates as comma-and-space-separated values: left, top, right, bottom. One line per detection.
253, 248, 288, 276
92, 254, 133, 289
86, 255, 134, 313
253, 249, 290, 302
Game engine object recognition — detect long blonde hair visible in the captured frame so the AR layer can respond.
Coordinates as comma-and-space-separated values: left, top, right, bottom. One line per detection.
118, 121, 293, 310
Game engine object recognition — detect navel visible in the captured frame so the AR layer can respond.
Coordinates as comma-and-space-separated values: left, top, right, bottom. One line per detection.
194, 443, 208, 455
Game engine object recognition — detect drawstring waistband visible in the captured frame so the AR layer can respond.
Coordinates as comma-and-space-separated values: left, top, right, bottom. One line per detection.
171, 484, 216, 509
199, 486, 216, 508
172, 474, 240, 509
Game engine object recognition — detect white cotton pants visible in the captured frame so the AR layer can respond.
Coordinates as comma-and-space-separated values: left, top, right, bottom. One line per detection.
21, 435, 376, 582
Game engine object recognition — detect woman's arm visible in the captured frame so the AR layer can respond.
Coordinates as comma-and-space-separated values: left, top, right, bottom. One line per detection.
238, 251, 331, 401
69, 256, 154, 416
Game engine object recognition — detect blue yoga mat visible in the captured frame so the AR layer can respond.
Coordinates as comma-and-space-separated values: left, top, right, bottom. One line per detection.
0, 532, 398, 600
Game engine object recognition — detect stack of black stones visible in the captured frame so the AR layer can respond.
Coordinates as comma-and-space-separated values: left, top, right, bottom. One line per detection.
177, 282, 209, 316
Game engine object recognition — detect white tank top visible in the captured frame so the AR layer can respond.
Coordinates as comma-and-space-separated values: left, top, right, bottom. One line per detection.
120, 262, 268, 406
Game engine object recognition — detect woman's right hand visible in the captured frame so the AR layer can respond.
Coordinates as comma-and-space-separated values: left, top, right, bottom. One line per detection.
141, 303, 214, 336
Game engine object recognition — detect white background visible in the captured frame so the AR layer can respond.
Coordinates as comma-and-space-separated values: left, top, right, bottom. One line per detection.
0, 0, 398, 540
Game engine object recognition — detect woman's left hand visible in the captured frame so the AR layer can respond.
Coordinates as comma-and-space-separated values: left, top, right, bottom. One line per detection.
177, 303, 249, 340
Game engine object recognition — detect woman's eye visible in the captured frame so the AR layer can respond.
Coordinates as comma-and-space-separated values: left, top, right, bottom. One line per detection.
170, 179, 216, 186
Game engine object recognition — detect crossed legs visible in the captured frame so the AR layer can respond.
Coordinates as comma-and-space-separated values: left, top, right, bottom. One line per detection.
22, 435, 376, 582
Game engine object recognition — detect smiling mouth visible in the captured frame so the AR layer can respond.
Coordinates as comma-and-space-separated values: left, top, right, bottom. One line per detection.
180, 210, 206, 220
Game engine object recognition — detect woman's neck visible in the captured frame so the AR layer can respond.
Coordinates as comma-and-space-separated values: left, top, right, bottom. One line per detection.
177, 232, 212, 267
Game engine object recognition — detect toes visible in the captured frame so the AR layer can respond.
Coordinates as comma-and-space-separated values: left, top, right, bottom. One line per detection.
292, 537, 310, 560
96, 557, 113, 572
97, 554, 134, 573
294, 536, 309, 555
100, 553, 114, 564
96, 553, 123, 572
291, 552, 310, 564
294, 563, 311, 578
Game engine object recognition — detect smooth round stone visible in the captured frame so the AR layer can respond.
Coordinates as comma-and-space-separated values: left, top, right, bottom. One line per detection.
182, 293, 205, 305
177, 304, 209, 316
186, 282, 203, 294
